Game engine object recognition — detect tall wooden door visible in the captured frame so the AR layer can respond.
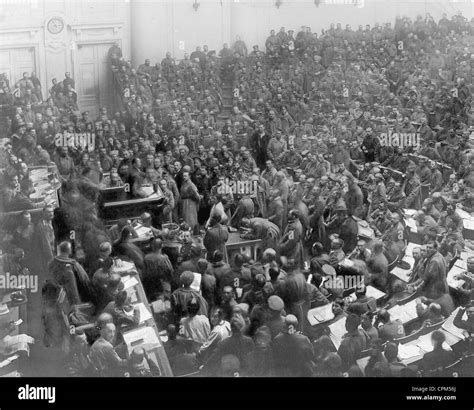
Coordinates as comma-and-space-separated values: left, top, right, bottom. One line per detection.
0, 47, 36, 87
75, 43, 113, 118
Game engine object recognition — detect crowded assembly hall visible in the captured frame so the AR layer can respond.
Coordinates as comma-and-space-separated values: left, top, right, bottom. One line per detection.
1, 2, 474, 379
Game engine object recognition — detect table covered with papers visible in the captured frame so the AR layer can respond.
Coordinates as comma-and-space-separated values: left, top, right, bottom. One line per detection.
112, 259, 173, 376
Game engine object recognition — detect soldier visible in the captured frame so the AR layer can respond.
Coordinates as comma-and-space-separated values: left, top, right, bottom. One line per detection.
403, 164, 421, 209
280, 144, 302, 169
417, 157, 432, 202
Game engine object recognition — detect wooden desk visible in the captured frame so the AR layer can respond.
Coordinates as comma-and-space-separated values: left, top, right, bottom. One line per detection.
112, 260, 173, 376
0, 291, 28, 377
100, 194, 164, 221
225, 232, 262, 263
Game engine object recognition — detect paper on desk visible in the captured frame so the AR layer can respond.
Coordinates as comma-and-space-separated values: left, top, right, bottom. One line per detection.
123, 326, 161, 355
398, 343, 423, 360
405, 218, 417, 232
356, 356, 370, 375
0, 354, 19, 368
463, 218, 474, 231
190, 272, 202, 292
0, 370, 21, 377
442, 307, 467, 340
454, 258, 467, 269
404, 209, 417, 217
329, 317, 347, 350
112, 260, 136, 274
460, 249, 474, 261
447, 265, 466, 289
404, 243, 418, 258
416, 333, 452, 353
135, 225, 152, 237
391, 256, 414, 283
134, 302, 153, 324
151, 299, 170, 314
365, 285, 386, 300
456, 208, 472, 220
307, 303, 335, 326
388, 299, 418, 324
141, 186, 155, 197
0, 334, 34, 356
122, 275, 139, 290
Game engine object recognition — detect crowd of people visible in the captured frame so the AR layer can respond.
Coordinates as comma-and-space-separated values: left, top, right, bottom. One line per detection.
1, 12, 474, 377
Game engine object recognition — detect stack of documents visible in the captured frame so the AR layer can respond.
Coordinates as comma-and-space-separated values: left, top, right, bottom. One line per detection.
307, 303, 335, 326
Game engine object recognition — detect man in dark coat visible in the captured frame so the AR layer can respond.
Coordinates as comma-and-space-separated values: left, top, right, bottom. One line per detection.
272, 315, 316, 377
250, 123, 271, 170
48, 241, 93, 305
418, 240, 448, 300
203, 214, 229, 261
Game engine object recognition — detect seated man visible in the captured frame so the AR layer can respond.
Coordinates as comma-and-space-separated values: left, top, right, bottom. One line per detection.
48, 241, 93, 305
419, 330, 455, 376
375, 309, 405, 342
103, 290, 141, 329
415, 301, 445, 328
89, 323, 128, 377
128, 347, 162, 377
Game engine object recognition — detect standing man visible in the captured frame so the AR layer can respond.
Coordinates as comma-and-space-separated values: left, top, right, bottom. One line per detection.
251, 123, 271, 170
36, 204, 56, 279
179, 170, 201, 235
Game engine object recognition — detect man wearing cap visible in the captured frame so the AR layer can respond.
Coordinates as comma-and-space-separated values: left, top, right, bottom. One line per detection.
370, 173, 386, 214
279, 209, 304, 267
240, 217, 281, 251
417, 158, 432, 202
170, 271, 208, 325
267, 189, 285, 232
403, 164, 421, 209
337, 202, 358, 254
201, 315, 254, 376
361, 127, 380, 162
417, 240, 448, 300
429, 162, 443, 195
452, 257, 474, 305
264, 295, 286, 339
203, 214, 229, 260
272, 315, 315, 376
250, 123, 271, 170
144, 238, 173, 298
262, 160, 277, 187
266, 130, 287, 161
140, 212, 162, 237
280, 144, 302, 169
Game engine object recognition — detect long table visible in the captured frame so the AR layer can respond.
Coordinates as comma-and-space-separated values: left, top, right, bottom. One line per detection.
0, 290, 29, 377
356, 307, 467, 374
112, 259, 173, 376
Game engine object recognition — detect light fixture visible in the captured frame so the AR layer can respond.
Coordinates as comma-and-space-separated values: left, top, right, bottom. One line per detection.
275, 0, 282, 8
193, 0, 200, 11
314, 0, 321, 6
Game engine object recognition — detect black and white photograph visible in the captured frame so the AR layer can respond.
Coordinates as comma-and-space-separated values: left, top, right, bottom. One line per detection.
0, 0, 473, 407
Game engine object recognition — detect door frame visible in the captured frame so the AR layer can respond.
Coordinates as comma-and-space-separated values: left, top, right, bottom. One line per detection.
0, 44, 39, 88
72, 39, 122, 114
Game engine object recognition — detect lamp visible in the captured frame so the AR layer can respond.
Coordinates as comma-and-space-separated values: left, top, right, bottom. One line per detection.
193, 0, 200, 11
275, 0, 282, 8
314, 0, 321, 6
